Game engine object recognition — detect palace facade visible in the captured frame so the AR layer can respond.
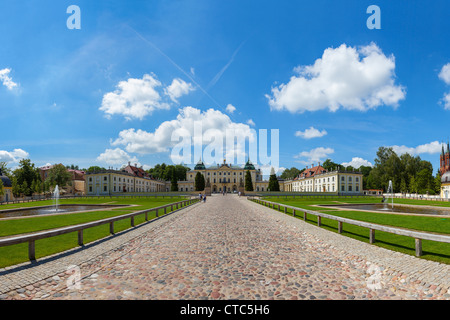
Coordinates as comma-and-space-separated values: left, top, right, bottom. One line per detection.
440, 143, 450, 199
284, 164, 363, 195
0, 169, 14, 202
85, 163, 166, 195
178, 159, 282, 193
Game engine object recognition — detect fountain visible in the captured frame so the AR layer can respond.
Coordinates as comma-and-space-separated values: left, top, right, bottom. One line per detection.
388, 180, 394, 210
53, 185, 60, 212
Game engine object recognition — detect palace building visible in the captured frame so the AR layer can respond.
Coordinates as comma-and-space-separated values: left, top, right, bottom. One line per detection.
0, 169, 14, 202
85, 163, 166, 195
178, 159, 280, 193
440, 142, 450, 199
284, 164, 363, 195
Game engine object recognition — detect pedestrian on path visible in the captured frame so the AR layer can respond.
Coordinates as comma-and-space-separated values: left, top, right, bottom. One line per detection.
203, 195, 206, 203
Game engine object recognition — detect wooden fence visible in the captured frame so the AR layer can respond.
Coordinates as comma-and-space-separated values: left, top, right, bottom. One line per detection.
251, 198, 450, 257
0, 198, 199, 262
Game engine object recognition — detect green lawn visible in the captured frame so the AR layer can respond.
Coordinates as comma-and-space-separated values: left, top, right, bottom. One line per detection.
0, 196, 189, 268
260, 196, 450, 264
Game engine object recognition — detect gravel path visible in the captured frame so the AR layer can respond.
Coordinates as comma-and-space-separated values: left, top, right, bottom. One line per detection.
1, 194, 449, 300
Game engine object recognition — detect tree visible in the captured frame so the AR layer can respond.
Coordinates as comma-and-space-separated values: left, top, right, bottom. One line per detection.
46, 164, 72, 188
245, 170, 253, 191
435, 171, 442, 195
322, 159, 343, 171
268, 167, 280, 191
11, 176, 20, 197
85, 166, 106, 173
280, 167, 303, 180
14, 159, 41, 196
400, 178, 408, 193
0, 179, 4, 198
194, 172, 205, 191
169, 167, 178, 191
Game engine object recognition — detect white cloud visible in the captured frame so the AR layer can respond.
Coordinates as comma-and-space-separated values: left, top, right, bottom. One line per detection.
295, 127, 327, 139
294, 147, 334, 165
96, 148, 139, 165
439, 63, 450, 85
439, 64, 450, 110
0, 148, 29, 164
226, 104, 236, 114
164, 78, 195, 103
99, 74, 195, 120
442, 93, 450, 110
390, 141, 442, 156
342, 157, 373, 168
266, 43, 406, 113
246, 119, 255, 126
111, 107, 256, 164
0, 68, 18, 90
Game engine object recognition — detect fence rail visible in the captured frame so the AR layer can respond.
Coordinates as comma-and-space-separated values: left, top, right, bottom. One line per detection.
0, 199, 199, 262
0, 194, 196, 206
251, 198, 450, 257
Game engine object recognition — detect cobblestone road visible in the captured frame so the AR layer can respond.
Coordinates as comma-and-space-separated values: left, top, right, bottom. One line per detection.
1, 195, 449, 300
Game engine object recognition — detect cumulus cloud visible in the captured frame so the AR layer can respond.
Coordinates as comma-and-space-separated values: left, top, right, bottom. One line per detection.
266, 43, 406, 113
100, 74, 194, 120
439, 63, 450, 110
341, 157, 373, 168
295, 127, 327, 139
226, 104, 236, 114
96, 148, 139, 165
294, 147, 334, 165
246, 119, 256, 127
0, 148, 29, 164
390, 141, 442, 156
0, 68, 18, 90
439, 63, 450, 85
111, 107, 256, 165
164, 78, 195, 103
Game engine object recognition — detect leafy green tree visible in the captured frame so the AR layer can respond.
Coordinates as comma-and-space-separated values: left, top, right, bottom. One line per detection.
435, 171, 442, 195
168, 167, 178, 191
400, 178, 408, 193
11, 176, 20, 197
194, 172, 205, 191
409, 175, 418, 193
21, 180, 29, 196
245, 170, 253, 191
46, 164, 72, 188
0, 179, 4, 198
85, 166, 106, 173
322, 159, 343, 171
268, 167, 280, 191
280, 167, 302, 180
14, 159, 41, 196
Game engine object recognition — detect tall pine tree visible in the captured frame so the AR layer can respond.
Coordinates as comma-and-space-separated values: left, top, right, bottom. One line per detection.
245, 170, 253, 191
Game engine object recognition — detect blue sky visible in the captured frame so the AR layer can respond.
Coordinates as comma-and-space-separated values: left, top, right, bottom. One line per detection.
1, 0, 450, 176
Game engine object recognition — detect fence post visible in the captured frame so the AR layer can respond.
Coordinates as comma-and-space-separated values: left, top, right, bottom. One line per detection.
317, 216, 321, 227
304, 212, 307, 221
110, 222, 114, 234
369, 229, 375, 244
338, 221, 343, 234
415, 239, 422, 257
29, 240, 36, 261
131, 216, 135, 227
293, 209, 296, 217
156, 209, 159, 217
78, 230, 84, 246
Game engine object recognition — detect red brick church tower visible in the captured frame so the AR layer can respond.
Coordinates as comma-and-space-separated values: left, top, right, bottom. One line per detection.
440, 142, 450, 175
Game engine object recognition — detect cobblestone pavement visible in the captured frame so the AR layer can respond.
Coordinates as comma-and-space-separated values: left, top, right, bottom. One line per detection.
1, 194, 449, 300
